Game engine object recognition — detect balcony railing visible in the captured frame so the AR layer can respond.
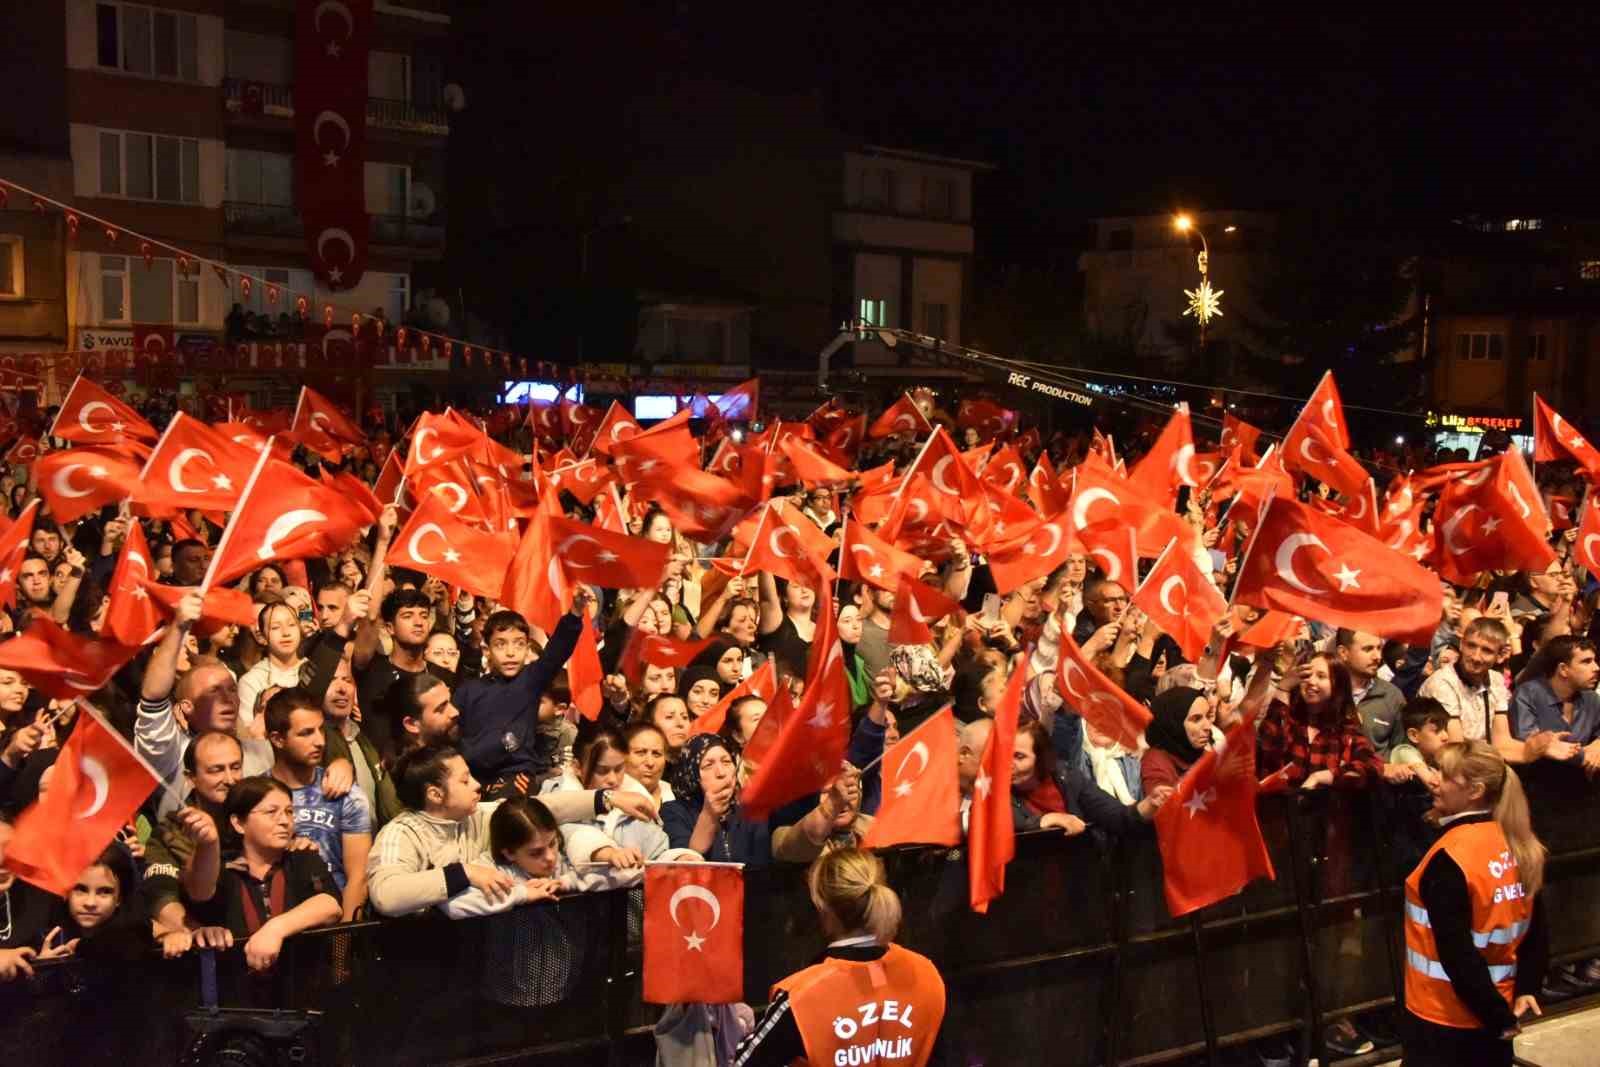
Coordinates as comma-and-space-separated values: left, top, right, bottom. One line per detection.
223, 78, 450, 135
224, 203, 445, 248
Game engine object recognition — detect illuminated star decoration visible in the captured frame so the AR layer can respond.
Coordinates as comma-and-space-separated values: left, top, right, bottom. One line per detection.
1183, 278, 1224, 326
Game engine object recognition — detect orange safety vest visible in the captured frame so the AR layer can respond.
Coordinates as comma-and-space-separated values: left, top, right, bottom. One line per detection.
1403, 819, 1532, 1029
772, 943, 947, 1067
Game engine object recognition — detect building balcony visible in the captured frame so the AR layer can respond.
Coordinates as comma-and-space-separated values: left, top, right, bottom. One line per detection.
224, 202, 444, 249
223, 79, 449, 136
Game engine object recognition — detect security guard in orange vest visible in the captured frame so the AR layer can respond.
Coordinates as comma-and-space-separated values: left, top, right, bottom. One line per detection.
1402, 741, 1549, 1067
734, 848, 947, 1066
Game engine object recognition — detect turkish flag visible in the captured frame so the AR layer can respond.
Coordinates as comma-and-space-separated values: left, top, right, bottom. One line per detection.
712, 377, 760, 423
502, 486, 568, 632
1431, 448, 1555, 585
862, 706, 962, 849
868, 392, 933, 440
589, 401, 642, 456
51, 374, 158, 444
373, 449, 407, 509
1578, 496, 1600, 573
139, 582, 259, 631
134, 412, 257, 515
35, 448, 142, 523
3, 436, 40, 465
405, 409, 484, 474
839, 516, 923, 592
969, 659, 1024, 913
559, 396, 602, 443
3, 706, 160, 896
1069, 453, 1187, 560
1283, 370, 1351, 454
289, 386, 366, 461
618, 631, 716, 685
546, 459, 614, 506
527, 399, 563, 445
1154, 716, 1276, 917
1131, 537, 1227, 662
548, 514, 672, 590
988, 510, 1075, 595
1286, 420, 1369, 499
690, 659, 777, 737
643, 863, 744, 1004
779, 433, 854, 487
1533, 393, 1600, 478
956, 397, 1016, 440
101, 519, 163, 645
0, 499, 38, 608
410, 460, 493, 531
1220, 413, 1263, 462
1336, 477, 1383, 538
980, 443, 1028, 495
319, 468, 383, 528
741, 584, 850, 820
1232, 609, 1301, 650
1055, 630, 1152, 751
386, 491, 516, 598
823, 412, 868, 462
633, 465, 753, 542
1027, 453, 1070, 514
742, 502, 834, 585
1077, 521, 1138, 593
1234, 495, 1443, 645
0, 619, 141, 699
1129, 404, 1197, 502
887, 573, 963, 645
568, 620, 604, 721
295, 0, 369, 288
900, 427, 983, 518
203, 447, 372, 589
611, 409, 700, 474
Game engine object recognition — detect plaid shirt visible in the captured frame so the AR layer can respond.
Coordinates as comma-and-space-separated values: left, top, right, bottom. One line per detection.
1256, 698, 1384, 787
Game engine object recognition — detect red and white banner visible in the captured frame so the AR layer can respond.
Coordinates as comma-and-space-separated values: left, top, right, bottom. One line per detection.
296, 0, 371, 290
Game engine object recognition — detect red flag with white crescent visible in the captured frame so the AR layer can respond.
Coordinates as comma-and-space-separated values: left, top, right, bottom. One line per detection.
862, 706, 962, 849
642, 863, 744, 1004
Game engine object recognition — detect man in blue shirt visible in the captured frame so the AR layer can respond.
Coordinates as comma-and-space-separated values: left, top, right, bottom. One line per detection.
265, 687, 373, 921
455, 596, 587, 797
1508, 635, 1600, 772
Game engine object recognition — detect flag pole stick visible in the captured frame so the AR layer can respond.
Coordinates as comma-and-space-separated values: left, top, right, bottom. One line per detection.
195, 434, 276, 598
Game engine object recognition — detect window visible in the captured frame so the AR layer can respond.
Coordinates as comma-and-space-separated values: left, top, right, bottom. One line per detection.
99, 129, 200, 203
1581, 260, 1600, 281
96, 3, 199, 82
0, 236, 22, 298
226, 149, 293, 205
1503, 218, 1543, 232
923, 302, 948, 337
385, 273, 410, 322
1456, 332, 1504, 361
369, 51, 410, 101
1528, 334, 1548, 361
99, 255, 199, 324
925, 177, 955, 219
861, 167, 895, 209
365, 163, 409, 217
665, 318, 726, 361
229, 265, 311, 317
859, 298, 887, 327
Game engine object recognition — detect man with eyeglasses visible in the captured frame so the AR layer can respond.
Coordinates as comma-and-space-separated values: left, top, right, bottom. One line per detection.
1073, 576, 1129, 645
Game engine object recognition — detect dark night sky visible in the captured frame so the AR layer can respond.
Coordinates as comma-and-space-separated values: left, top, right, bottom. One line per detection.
455, 3, 1600, 262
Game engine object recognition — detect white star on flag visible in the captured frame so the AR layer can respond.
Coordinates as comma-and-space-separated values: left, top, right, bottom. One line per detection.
323, 150, 340, 167
325, 41, 341, 57
1480, 516, 1501, 535
807, 700, 834, 730
597, 550, 618, 563
1333, 563, 1361, 591
894, 780, 913, 798
1184, 787, 1217, 817
973, 770, 992, 800
683, 930, 706, 951
328, 267, 343, 283
868, 563, 884, 578
211, 474, 233, 490
90, 466, 108, 478
443, 549, 461, 563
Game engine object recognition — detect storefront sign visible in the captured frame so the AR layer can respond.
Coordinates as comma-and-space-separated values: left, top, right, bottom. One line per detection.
1424, 411, 1524, 434
75, 329, 134, 351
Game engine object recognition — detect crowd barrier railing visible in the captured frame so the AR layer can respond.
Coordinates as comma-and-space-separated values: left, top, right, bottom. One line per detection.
3, 763, 1599, 1066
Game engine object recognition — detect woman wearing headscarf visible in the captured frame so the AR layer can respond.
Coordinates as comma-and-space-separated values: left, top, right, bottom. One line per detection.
678, 664, 723, 723
660, 734, 853, 869
1141, 686, 1214, 796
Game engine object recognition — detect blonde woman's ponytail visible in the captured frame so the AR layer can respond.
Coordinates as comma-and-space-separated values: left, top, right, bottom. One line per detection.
1437, 740, 1548, 898
807, 848, 903, 943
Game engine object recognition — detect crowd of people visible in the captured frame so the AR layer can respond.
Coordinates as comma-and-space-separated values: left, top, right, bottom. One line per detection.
0, 377, 1591, 1066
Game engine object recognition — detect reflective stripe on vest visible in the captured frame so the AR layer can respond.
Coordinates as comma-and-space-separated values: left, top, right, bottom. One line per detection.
1403, 901, 1529, 949
1407, 946, 1517, 984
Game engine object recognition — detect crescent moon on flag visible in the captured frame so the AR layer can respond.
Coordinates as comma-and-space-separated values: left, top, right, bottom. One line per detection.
931, 456, 960, 496
895, 740, 930, 785
1029, 522, 1063, 559
1321, 397, 1338, 429
891, 412, 916, 432
1299, 437, 1328, 465
997, 462, 1022, 490
78, 400, 114, 435
1061, 659, 1090, 700
407, 522, 447, 565
312, 0, 353, 37
1072, 487, 1120, 530
1159, 575, 1187, 615
769, 525, 799, 559
51, 463, 95, 499
668, 884, 722, 930
1088, 547, 1121, 584
256, 509, 329, 560
1441, 505, 1479, 556
1505, 480, 1533, 519
414, 427, 441, 465
126, 549, 149, 583
1174, 444, 1200, 487
431, 482, 469, 512
168, 448, 211, 494
316, 227, 356, 265
907, 498, 929, 525
1584, 534, 1600, 567
556, 533, 606, 568
1273, 533, 1328, 595
312, 110, 351, 151
849, 543, 878, 566
1347, 492, 1369, 521
610, 420, 637, 442
76, 756, 110, 819
1458, 466, 1493, 488
310, 411, 334, 433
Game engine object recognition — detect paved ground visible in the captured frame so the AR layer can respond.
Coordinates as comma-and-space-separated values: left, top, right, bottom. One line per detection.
1378, 1004, 1600, 1066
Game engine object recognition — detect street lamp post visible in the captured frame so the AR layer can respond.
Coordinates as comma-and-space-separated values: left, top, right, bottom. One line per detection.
1173, 213, 1227, 350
